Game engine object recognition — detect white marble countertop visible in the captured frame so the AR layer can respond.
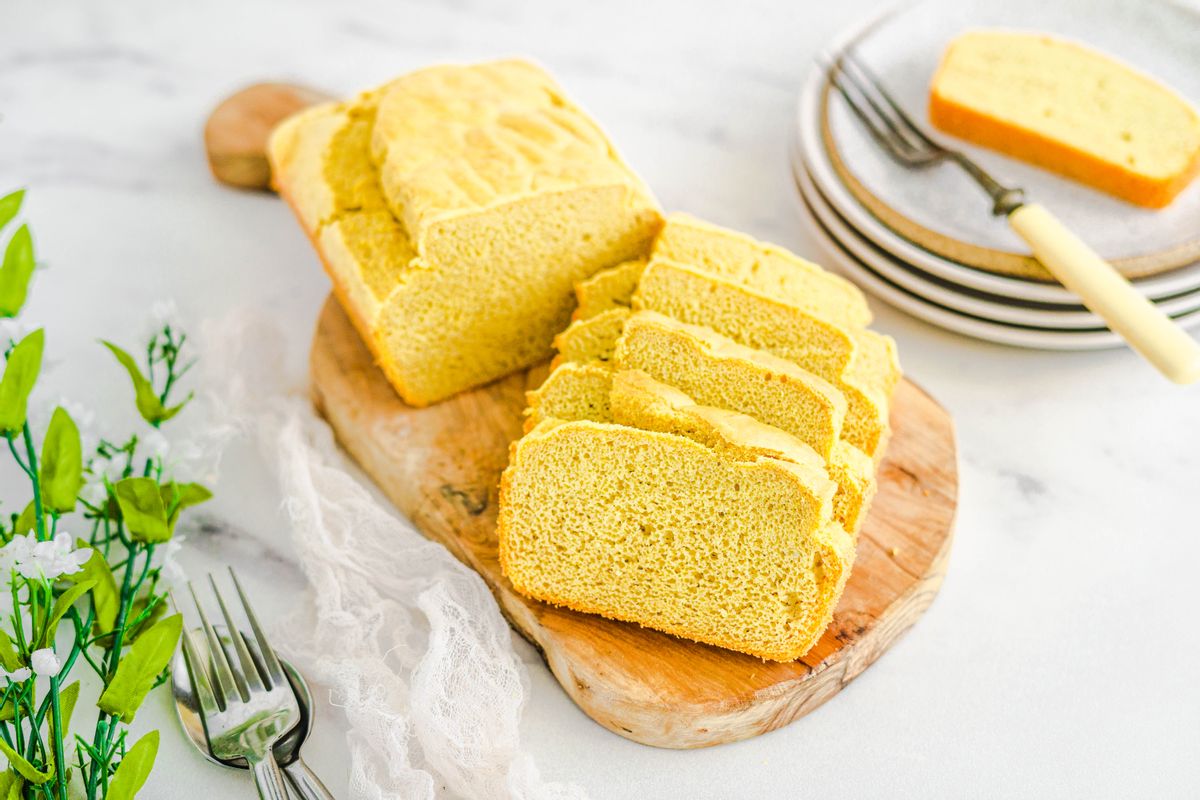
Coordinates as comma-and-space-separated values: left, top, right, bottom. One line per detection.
3, 0, 1199, 797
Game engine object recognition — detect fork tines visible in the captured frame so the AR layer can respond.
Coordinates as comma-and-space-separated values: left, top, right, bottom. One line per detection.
174, 568, 287, 713
824, 49, 946, 167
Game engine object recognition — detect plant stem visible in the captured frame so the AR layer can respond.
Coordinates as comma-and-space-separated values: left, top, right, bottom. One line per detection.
21, 422, 48, 542
48, 674, 66, 798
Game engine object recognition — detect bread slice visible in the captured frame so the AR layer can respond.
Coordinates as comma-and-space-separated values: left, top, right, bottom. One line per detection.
551, 307, 630, 367
573, 258, 646, 320
524, 361, 614, 432
930, 31, 1200, 208
268, 60, 662, 407
611, 370, 874, 533
633, 259, 898, 458
613, 311, 846, 460
651, 214, 872, 327
498, 419, 852, 661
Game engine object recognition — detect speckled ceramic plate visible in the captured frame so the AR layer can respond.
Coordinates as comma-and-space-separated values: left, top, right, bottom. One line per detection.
795, 0, 1200, 283
792, 155, 1200, 330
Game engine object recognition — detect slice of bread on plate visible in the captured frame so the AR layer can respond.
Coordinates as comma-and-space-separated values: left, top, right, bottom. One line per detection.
498, 419, 853, 661
930, 30, 1200, 208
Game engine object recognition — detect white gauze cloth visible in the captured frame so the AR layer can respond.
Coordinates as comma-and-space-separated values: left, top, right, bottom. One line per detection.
202, 310, 587, 800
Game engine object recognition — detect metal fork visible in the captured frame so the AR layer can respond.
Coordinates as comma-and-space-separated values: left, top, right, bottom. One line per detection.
177, 571, 301, 800
828, 50, 1200, 385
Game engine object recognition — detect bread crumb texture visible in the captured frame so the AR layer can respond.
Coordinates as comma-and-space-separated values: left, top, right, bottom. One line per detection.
268, 60, 663, 406
930, 30, 1200, 208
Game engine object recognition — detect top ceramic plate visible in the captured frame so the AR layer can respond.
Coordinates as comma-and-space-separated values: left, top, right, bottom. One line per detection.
798, 0, 1200, 281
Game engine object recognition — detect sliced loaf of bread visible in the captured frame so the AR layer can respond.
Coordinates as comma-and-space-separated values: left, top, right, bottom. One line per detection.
498, 419, 853, 661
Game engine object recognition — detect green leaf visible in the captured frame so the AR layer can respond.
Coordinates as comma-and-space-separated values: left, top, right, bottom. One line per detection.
0, 738, 52, 784
0, 769, 22, 800
160, 481, 212, 533
107, 730, 158, 800
97, 614, 182, 723
0, 630, 20, 672
73, 543, 119, 633
0, 191, 22, 233
39, 407, 83, 513
0, 328, 44, 434
0, 225, 35, 318
13, 502, 34, 536
38, 579, 95, 648
101, 341, 186, 426
113, 477, 169, 543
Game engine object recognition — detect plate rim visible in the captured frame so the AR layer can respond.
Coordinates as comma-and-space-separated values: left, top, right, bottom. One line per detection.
792, 156, 1200, 329
790, 173, 1200, 350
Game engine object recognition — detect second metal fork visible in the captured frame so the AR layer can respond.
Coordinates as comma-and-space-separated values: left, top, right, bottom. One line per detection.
178, 571, 300, 800
827, 50, 1200, 385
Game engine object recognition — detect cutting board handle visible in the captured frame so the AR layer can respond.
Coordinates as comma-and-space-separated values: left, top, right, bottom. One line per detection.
204, 82, 332, 191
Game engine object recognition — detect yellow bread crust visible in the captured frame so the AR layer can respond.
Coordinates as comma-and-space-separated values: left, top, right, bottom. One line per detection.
498, 419, 852, 661
929, 31, 1200, 209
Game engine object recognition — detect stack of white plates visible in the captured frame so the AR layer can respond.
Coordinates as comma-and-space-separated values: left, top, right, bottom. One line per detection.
790, 0, 1200, 350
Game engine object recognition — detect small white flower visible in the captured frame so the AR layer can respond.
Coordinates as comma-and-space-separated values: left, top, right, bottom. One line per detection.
141, 428, 171, 462
30, 648, 61, 678
4, 533, 91, 581
0, 666, 31, 684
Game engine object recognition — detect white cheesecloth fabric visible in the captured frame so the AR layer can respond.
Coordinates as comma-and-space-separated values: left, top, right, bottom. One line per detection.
200, 311, 588, 800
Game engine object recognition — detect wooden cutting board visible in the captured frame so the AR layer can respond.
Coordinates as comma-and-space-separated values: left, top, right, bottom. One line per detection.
203, 82, 958, 748
310, 296, 958, 749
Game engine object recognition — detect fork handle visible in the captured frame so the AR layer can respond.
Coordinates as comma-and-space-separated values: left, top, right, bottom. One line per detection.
285, 757, 337, 800
249, 755, 290, 800
1008, 203, 1200, 385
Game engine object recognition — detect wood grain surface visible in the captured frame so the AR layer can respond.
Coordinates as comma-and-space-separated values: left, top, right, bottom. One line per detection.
310, 296, 959, 749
